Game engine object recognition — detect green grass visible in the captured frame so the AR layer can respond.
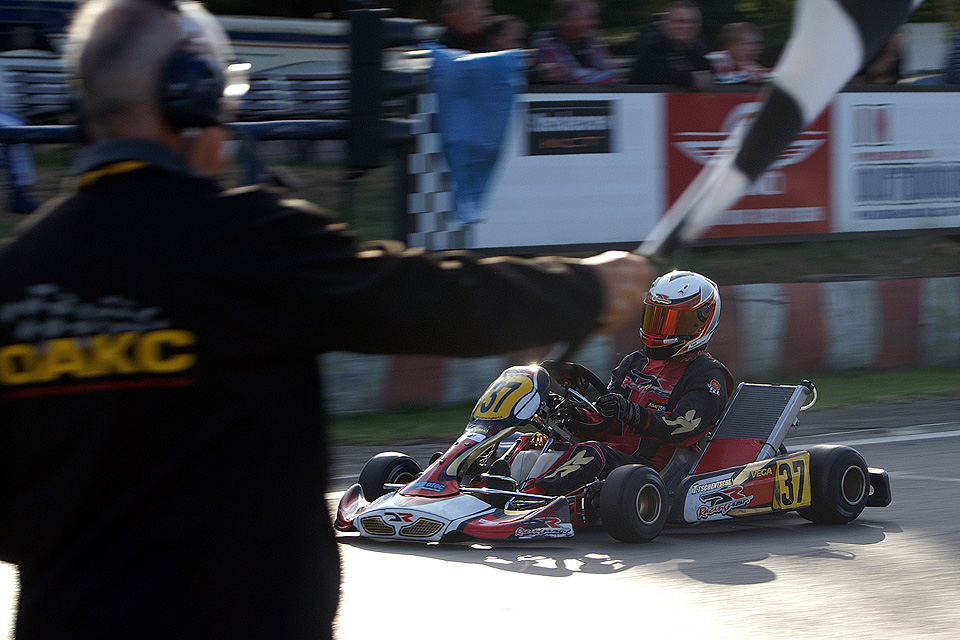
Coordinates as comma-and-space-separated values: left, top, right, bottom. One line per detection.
329, 402, 478, 445
329, 366, 960, 445
790, 367, 960, 409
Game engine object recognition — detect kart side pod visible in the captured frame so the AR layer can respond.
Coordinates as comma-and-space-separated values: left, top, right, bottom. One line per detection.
669, 381, 890, 524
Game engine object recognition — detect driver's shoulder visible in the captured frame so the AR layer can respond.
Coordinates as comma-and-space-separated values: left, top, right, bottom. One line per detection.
687, 352, 734, 392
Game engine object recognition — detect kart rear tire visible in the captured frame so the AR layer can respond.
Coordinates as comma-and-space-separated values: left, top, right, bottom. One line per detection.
359, 452, 422, 502
797, 445, 869, 524
599, 465, 668, 543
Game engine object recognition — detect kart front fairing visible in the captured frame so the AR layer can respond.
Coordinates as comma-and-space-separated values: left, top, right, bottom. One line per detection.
335, 364, 580, 541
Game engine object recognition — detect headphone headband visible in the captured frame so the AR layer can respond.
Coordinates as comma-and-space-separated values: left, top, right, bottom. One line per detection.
158, 1, 228, 130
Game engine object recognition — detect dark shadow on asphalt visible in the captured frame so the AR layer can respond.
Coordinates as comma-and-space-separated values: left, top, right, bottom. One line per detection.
337, 513, 899, 583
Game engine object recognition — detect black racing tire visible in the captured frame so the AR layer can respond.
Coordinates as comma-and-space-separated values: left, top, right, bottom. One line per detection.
599, 465, 668, 543
796, 445, 869, 524
358, 452, 421, 502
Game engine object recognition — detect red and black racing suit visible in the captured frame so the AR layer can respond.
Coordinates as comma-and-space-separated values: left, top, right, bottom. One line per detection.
529, 350, 733, 496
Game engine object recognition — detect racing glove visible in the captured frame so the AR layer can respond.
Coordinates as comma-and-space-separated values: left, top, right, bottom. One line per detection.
596, 393, 648, 432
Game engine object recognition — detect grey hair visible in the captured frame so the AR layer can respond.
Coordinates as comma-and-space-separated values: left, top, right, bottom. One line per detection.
65, 0, 181, 137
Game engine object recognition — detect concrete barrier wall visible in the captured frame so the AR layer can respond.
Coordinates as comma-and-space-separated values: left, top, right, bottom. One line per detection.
323, 275, 960, 414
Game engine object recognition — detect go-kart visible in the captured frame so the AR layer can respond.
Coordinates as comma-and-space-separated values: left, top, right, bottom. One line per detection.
335, 361, 892, 543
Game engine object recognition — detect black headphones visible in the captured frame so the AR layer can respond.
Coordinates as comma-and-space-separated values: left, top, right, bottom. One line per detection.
156, 0, 227, 130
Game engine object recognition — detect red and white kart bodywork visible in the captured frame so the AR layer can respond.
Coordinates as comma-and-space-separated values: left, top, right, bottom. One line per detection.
335, 363, 891, 543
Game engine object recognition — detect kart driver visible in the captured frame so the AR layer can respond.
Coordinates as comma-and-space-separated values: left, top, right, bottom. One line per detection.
529, 270, 734, 496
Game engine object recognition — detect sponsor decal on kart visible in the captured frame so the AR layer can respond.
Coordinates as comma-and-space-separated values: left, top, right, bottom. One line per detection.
408, 480, 447, 493
382, 511, 416, 523
697, 486, 754, 520
749, 466, 774, 479
513, 517, 574, 540
690, 477, 734, 494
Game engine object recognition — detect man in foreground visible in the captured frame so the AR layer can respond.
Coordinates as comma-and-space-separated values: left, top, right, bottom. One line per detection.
0, 1, 653, 639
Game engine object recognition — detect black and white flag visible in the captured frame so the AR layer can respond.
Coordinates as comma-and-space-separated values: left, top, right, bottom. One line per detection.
640, 0, 925, 259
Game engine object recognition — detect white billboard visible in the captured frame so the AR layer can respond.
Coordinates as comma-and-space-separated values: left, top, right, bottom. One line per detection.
833, 91, 960, 233
470, 92, 664, 249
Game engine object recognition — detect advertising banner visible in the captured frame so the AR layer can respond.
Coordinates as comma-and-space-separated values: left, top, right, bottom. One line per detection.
526, 100, 613, 155
666, 92, 833, 238
833, 92, 960, 232
469, 92, 664, 249
410, 88, 959, 253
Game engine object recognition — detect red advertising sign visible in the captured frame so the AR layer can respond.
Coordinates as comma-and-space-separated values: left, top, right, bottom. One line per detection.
667, 93, 832, 238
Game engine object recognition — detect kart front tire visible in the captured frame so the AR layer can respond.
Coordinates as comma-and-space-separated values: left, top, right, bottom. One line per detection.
797, 445, 869, 524
358, 452, 422, 501
600, 464, 668, 543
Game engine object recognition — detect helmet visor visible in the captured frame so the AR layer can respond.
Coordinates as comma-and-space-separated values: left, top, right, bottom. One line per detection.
640, 303, 707, 339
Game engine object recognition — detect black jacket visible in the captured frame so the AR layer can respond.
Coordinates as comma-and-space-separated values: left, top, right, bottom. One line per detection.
0, 140, 602, 639
628, 24, 711, 87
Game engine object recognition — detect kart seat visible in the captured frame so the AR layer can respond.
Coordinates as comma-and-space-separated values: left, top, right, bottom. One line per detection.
691, 381, 814, 475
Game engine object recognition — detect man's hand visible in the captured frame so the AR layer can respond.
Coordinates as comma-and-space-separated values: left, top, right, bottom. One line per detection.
597, 393, 647, 432
597, 393, 630, 420
581, 251, 655, 335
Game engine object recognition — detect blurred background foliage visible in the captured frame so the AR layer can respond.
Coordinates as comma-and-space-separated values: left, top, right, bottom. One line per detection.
204, 1, 960, 66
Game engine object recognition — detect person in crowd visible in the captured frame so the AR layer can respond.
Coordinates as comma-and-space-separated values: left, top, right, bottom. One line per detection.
0, 109, 41, 214
628, 0, 713, 91
532, 0, 625, 85
528, 271, 733, 497
438, 0, 492, 52
850, 30, 902, 85
0, 1, 655, 639
483, 14, 527, 52
707, 22, 771, 84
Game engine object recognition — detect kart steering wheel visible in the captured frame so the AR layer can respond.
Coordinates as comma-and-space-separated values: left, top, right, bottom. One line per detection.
541, 360, 608, 395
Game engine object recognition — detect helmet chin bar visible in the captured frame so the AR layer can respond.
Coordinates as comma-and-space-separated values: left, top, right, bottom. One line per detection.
640, 331, 700, 360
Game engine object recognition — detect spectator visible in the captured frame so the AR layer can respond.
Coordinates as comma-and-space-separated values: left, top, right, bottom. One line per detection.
531, 0, 624, 85
0, 1, 654, 639
707, 22, 770, 85
0, 109, 40, 214
483, 14, 527, 52
850, 31, 902, 85
438, 0, 492, 52
628, 0, 712, 91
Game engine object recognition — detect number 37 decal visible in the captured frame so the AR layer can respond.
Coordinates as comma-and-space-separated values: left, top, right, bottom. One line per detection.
774, 453, 812, 510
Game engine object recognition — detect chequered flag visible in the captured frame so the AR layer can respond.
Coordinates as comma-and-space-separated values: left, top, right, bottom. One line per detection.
641, 0, 924, 259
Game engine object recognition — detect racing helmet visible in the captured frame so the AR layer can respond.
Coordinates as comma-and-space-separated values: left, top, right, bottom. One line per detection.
639, 270, 721, 360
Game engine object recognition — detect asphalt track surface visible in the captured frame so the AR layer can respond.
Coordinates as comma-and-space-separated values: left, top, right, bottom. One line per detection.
3, 398, 960, 639
332, 399, 960, 640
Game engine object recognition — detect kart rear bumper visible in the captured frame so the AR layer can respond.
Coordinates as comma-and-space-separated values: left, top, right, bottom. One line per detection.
866, 467, 892, 507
